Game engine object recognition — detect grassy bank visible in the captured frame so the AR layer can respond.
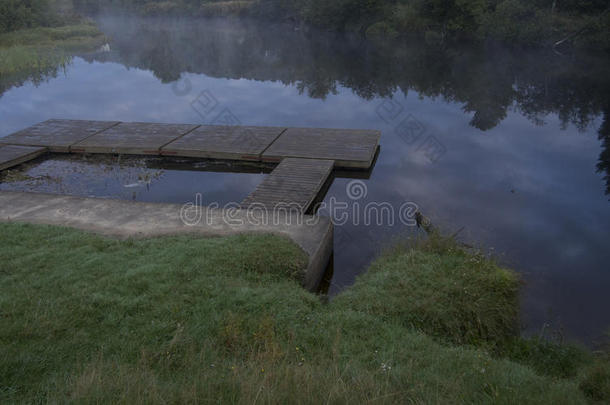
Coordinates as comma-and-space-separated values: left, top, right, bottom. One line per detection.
0, 22, 105, 76
1, 222, 608, 403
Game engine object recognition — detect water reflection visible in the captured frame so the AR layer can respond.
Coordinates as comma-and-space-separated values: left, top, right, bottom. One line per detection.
0, 15, 609, 344
0, 154, 266, 205
83, 17, 610, 197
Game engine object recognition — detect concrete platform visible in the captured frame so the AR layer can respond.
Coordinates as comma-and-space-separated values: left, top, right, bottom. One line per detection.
262, 127, 381, 168
162, 125, 286, 161
0, 145, 47, 171
0, 119, 120, 153
0, 191, 333, 291
71, 122, 199, 155
241, 158, 334, 212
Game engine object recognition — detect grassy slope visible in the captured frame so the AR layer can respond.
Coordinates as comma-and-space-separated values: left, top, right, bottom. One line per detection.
0, 223, 606, 403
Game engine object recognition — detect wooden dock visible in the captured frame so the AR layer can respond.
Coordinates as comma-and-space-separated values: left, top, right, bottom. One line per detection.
262, 127, 380, 168
1, 119, 380, 212
161, 125, 286, 161
1, 119, 120, 153
0, 145, 47, 171
240, 158, 334, 212
71, 122, 199, 155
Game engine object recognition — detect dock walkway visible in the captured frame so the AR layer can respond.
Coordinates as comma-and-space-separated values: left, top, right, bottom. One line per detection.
240, 158, 334, 212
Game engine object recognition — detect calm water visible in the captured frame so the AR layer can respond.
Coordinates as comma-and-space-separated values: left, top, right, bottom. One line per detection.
1, 16, 609, 345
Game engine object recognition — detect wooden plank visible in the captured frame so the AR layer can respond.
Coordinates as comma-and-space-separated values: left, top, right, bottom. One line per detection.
71, 122, 200, 155
262, 127, 380, 168
0, 145, 47, 171
161, 125, 285, 161
0, 119, 120, 153
241, 158, 334, 212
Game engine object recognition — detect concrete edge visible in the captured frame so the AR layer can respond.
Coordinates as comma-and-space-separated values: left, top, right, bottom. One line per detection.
0, 191, 333, 292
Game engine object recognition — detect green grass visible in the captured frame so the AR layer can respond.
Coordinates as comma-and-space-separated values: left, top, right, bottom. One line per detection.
0, 22, 105, 77
334, 236, 520, 348
0, 23, 103, 47
0, 222, 607, 403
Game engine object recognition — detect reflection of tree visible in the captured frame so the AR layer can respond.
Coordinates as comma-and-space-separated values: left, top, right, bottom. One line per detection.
452, 48, 514, 130
512, 51, 608, 132
87, 17, 608, 198
132, 28, 183, 83
0, 56, 71, 99
597, 104, 610, 198
86, 17, 609, 134
297, 74, 337, 99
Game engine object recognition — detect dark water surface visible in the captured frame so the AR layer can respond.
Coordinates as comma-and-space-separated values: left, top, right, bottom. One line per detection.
1, 16, 609, 345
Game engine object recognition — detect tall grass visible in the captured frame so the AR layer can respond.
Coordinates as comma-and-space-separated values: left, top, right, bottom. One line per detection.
334, 235, 520, 348
0, 23, 103, 47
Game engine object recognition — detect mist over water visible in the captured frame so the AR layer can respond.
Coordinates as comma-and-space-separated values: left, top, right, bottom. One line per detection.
1, 15, 609, 345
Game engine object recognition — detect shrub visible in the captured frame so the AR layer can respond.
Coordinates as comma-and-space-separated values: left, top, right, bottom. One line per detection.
365, 20, 399, 37
391, 2, 432, 33
579, 359, 610, 402
300, 0, 385, 31
421, 0, 488, 33
198, 1, 255, 17
140, 1, 182, 15
0, 0, 50, 33
480, 0, 552, 43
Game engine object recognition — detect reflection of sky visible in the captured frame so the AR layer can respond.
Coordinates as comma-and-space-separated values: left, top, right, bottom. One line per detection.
0, 57, 609, 344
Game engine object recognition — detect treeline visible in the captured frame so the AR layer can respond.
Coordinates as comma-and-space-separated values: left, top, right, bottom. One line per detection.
2, 0, 608, 47
69, 0, 610, 49
0, 0, 49, 33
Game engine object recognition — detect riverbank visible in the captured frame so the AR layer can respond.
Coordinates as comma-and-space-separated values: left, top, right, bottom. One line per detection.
1, 222, 607, 403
